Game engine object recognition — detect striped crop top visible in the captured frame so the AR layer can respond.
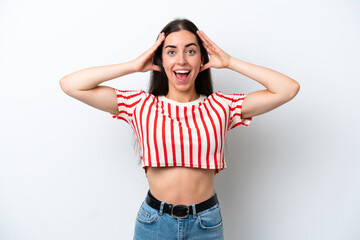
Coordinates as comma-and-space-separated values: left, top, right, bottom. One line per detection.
111, 89, 252, 173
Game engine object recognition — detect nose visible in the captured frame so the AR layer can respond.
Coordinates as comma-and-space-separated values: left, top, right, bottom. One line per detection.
177, 52, 187, 65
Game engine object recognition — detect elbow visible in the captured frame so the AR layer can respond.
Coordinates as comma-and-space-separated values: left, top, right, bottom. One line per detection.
279, 80, 300, 103
290, 81, 300, 99
284, 79, 300, 100
59, 77, 73, 94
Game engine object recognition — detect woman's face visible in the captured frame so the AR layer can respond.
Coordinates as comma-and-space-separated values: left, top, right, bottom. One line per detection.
161, 30, 202, 96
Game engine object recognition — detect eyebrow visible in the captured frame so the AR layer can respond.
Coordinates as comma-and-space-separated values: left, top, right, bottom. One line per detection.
165, 43, 197, 49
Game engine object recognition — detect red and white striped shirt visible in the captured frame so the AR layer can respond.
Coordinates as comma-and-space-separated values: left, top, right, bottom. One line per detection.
111, 88, 252, 173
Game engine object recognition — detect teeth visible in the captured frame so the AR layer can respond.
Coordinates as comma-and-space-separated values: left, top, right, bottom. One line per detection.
174, 70, 190, 74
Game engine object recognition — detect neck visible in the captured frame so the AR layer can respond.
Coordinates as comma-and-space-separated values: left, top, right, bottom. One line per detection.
166, 91, 200, 103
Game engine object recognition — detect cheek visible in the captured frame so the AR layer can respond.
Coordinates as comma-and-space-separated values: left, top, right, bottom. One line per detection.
160, 58, 171, 77
191, 60, 202, 71
162, 57, 175, 71
191, 55, 202, 65
161, 55, 169, 66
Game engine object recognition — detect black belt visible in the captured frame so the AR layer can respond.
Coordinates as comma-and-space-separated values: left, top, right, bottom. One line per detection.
145, 190, 219, 218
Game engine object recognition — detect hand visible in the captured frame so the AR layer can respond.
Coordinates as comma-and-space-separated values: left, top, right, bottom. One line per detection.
132, 32, 165, 72
197, 30, 232, 72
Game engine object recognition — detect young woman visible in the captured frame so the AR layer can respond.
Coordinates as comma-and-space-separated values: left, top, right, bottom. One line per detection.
60, 18, 300, 239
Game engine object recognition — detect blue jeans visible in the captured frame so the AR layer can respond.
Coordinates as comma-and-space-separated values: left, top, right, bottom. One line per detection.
133, 195, 224, 240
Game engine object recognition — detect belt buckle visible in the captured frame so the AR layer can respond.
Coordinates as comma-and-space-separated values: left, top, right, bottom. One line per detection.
171, 204, 190, 218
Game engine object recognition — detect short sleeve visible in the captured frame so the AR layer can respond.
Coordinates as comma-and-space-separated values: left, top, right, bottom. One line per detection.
111, 88, 146, 124
216, 92, 252, 130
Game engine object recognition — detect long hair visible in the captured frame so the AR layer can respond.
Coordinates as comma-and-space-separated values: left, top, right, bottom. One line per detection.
148, 18, 213, 96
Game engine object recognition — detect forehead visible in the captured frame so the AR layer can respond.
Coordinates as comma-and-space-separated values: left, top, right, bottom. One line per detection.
163, 30, 199, 47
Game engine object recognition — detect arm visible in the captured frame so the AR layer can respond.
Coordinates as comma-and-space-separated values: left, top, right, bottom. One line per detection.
59, 62, 137, 116
59, 32, 165, 115
227, 58, 300, 119
197, 31, 300, 119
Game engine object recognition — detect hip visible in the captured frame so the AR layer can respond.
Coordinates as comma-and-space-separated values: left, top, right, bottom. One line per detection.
133, 190, 224, 240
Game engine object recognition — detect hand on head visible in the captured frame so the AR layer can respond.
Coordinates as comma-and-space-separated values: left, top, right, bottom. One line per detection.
196, 30, 232, 72
132, 32, 165, 73
132, 30, 232, 74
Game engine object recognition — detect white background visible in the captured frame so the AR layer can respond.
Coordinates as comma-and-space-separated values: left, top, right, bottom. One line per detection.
0, 0, 359, 239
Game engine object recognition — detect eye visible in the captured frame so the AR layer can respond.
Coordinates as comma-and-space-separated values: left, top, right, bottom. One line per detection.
167, 50, 175, 55
187, 49, 196, 55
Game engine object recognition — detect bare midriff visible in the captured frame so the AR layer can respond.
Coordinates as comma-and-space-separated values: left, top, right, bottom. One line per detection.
146, 166, 216, 205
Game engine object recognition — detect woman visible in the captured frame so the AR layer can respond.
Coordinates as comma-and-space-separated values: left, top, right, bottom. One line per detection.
60, 18, 300, 239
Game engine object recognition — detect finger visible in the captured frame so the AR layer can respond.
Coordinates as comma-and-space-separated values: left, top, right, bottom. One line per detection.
196, 30, 209, 47
197, 31, 215, 54
199, 62, 211, 72
198, 31, 221, 56
154, 32, 165, 48
197, 30, 211, 47
202, 41, 215, 55
198, 31, 220, 50
157, 32, 165, 42
147, 32, 165, 55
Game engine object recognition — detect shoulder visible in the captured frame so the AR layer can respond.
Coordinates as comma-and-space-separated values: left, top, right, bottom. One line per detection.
113, 88, 147, 96
210, 91, 247, 102
207, 91, 231, 103
113, 89, 151, 101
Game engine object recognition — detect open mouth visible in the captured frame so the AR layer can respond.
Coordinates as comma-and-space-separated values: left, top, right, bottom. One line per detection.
174, 70, 191, 81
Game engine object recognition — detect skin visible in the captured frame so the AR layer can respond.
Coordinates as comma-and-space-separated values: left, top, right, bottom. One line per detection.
161, 30, 202, 103
60, 28, 300, 205
147, 30, 216, 204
